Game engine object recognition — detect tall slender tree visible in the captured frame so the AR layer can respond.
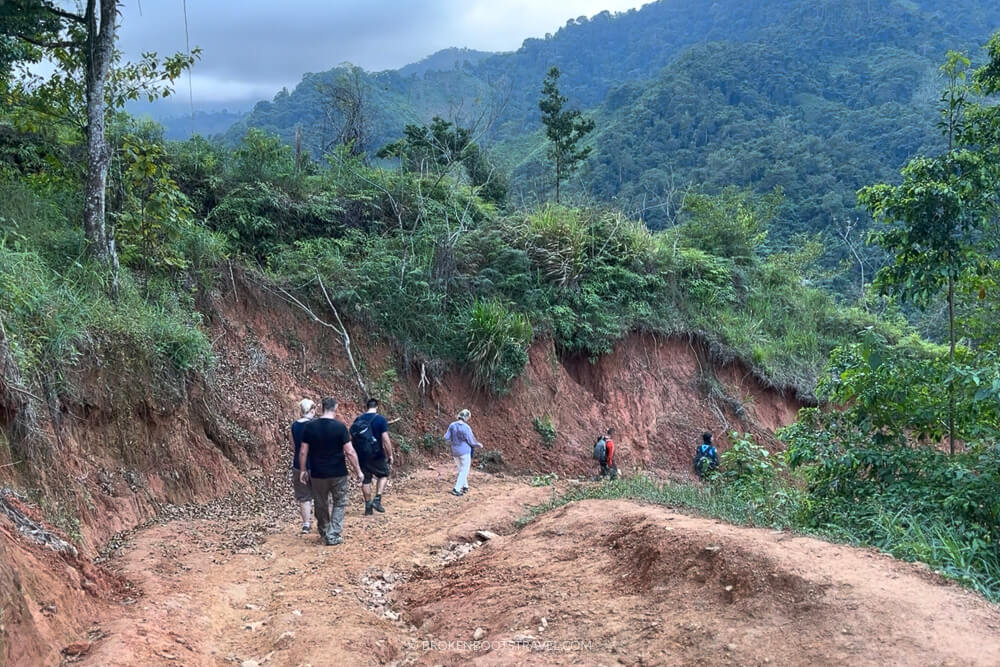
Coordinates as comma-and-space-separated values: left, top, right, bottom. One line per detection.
538, 66, 594, 204
3, 0, 119, 266
860, 49, 1000, 454
2, 0, 196, 279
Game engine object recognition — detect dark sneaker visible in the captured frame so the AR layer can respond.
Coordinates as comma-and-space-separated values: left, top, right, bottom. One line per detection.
461, 487, 469, 493
364, 501, 374, 516
326, 536, 343, 546
301, 523, 310, 534
372, 497, 385, 513
449, 489, 463, 497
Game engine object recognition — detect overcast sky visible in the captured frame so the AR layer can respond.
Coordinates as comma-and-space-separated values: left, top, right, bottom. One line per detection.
115, 0, 649, 114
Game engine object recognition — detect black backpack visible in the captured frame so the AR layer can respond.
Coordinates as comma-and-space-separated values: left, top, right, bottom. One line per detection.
350, 413, 380, 460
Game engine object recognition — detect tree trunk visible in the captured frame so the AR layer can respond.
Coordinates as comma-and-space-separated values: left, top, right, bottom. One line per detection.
948, 273, 956, 455
555, 157, 561, 204
82, 0, 118, 272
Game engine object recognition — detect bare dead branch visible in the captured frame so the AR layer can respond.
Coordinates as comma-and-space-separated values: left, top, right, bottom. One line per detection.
316, 274, 368, 395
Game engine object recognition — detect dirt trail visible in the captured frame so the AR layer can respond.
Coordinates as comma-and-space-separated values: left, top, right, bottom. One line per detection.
71, 467, 1000, 667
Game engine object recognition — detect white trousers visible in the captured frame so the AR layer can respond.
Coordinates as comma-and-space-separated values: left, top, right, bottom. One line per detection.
453, 453, 472, 491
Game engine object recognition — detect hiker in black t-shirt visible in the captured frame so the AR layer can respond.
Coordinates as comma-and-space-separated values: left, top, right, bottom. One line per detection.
290, 398, 316, 534
352, 398, 394, 516
299, 397, 363, 546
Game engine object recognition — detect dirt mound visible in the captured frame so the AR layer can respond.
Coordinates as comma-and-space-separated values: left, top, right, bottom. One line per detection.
605, 516, 822, 610
401, 498, 1000, 665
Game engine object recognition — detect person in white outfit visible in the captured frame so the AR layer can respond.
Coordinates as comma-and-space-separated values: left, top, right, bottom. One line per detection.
443, 408, 482, 496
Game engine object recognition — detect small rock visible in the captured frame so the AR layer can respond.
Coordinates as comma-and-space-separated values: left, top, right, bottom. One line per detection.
245, 603, 259, 610
476, 530, 499, 541
291, 610, 302, 617
512, 634, 536, 643
241, 661, 259, 667
382, 571, 396, 584
473, 627, 486, 641
724, 585, 734, 592
702, 545, 721, 553
725, 644, 737, 652
274, 631, 295, 650
61, 642, 92, 657
540, 617, 548, 629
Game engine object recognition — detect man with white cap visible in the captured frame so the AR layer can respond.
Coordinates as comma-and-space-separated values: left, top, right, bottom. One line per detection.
290, 398, 316, 533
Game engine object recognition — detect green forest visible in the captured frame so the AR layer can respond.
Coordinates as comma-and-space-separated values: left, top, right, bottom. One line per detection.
224, 0, 1000, 257
2, 0, 1000, 607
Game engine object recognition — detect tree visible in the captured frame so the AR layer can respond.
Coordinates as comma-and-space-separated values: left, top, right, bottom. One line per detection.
316, 65, 370, 157
860, 48, 1000, 454
377, 116, 508, 207
1, 0, 196, 277
538, 66, 594, 203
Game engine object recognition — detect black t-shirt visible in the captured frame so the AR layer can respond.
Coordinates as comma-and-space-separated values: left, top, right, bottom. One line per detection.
291, 419, 309, 469
302, 418, 351, 478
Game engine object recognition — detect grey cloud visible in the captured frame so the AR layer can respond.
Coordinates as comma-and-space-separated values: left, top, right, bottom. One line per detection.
116, 0, 645, 111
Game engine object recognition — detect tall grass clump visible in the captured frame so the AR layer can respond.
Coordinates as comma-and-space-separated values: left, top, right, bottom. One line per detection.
465, 298, 532, 394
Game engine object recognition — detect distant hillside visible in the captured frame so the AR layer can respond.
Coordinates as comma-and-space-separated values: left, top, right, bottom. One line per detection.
159, 110, 246, 141
396, 47, 496, 79
221, 0, 1000, 243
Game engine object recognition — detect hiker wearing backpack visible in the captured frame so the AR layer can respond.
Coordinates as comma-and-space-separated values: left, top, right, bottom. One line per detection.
593, 427, 618, 480
693, 431, 719, 478
350, 398, 394, 516
444, 409, 482, 496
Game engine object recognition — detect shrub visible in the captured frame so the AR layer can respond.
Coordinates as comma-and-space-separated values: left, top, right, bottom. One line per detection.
464, 299, 532, 394
532, 415, 557, 447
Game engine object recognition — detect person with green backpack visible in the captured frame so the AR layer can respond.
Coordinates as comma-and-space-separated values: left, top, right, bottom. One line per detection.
593, 427, 618, 480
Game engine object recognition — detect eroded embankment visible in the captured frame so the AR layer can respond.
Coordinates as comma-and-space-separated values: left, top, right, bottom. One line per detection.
0, 272, 802, 664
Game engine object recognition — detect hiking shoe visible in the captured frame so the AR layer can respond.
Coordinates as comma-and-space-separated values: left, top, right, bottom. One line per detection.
325, 536, 343, 546
461, 487, 469, 493
364, 501, 374, 516
372, 497, 385, 513
301, 523, 311, 534
449, 489, 463, 497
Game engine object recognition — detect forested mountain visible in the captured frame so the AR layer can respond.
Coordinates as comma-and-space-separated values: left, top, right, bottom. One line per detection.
222, 0, 1000, 247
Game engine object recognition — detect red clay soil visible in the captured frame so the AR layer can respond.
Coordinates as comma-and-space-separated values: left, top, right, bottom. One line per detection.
0, 273, 803, 664
25, 467, 999, 667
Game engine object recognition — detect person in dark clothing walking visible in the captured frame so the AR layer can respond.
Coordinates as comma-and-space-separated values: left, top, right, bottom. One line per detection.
299, 397, 362, 546
290, 398, 316, 533
598, 427, 618, 480
693, 431, 719, 478
353, 398, 394, 515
